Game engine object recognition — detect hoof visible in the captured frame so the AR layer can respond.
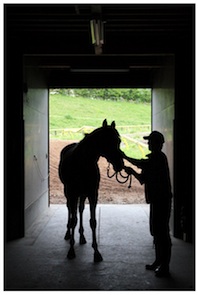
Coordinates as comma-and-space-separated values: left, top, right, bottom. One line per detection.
67, 248, 76, 259
94, 251, 103, 263
64, 231, 71, 240
80, 235, 87, 245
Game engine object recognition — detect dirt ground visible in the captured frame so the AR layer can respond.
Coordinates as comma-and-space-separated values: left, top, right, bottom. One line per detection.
49, 139, 145, 205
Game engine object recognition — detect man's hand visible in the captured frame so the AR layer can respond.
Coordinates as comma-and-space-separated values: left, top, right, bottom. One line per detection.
124, 166, 135, 175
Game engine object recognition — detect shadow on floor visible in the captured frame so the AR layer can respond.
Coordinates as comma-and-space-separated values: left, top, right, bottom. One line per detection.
4, 204, 195, 291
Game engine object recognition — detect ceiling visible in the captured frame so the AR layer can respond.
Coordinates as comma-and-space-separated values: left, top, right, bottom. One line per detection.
5, 4, 195, 88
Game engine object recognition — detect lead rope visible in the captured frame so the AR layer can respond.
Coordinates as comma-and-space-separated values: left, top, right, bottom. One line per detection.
107, 163, 132, 189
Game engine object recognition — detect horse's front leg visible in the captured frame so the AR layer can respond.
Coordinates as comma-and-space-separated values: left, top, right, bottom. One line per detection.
89, 198, 103, 262
79, 196, 86, 244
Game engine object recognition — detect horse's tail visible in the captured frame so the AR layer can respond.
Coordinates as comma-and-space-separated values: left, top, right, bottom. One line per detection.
58, 143, 78, 184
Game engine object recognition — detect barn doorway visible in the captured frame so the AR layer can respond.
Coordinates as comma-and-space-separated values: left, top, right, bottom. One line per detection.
49, 88, 151, 205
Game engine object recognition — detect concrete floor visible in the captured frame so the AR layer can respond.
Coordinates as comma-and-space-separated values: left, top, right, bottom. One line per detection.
4, 204, 195, 291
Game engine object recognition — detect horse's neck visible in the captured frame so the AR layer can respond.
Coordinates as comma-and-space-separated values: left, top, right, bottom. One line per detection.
78, 137, 100, 163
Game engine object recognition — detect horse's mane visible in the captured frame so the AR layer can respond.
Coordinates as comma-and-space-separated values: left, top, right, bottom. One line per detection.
80, 125, 120, 145
74, 120, 121, 156
81, 127, 103, 142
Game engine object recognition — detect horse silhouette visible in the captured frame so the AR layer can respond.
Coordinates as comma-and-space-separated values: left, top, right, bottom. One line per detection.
58, 119, 124, 262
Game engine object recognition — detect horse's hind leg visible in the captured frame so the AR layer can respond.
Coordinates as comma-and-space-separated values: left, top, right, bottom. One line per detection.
67, 199, 78, 259
89, 199, 103, 262
79, 196, 86, 244
64, 189, 71, 240
64, 204, 71, 240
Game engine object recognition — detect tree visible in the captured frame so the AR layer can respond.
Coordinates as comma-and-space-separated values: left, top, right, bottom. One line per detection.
50, 88, 151, 103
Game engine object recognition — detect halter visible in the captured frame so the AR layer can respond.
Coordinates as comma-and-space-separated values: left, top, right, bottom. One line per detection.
107, 162, 132, 189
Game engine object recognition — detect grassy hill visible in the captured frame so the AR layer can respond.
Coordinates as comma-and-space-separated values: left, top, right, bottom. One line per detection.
49, 93, 151, 158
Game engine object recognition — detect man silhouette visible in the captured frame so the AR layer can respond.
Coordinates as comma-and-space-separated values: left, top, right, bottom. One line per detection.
123, 131, 172, 277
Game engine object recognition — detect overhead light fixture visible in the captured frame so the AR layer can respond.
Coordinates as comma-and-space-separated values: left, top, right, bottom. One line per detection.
70, 69, 129, 73
90, 19, 104, 55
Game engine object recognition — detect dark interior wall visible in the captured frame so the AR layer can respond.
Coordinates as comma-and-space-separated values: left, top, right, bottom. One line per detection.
174, 41, 195, 243
5, 45, 24, 240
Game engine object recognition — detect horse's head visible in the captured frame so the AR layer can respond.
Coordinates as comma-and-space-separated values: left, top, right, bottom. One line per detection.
98, 119, 124, 172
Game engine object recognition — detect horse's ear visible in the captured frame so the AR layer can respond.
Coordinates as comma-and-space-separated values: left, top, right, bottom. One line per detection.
111, 121, 116, 128
102, 119, 108, 128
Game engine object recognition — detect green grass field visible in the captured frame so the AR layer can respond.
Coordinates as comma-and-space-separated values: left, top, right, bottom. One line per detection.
49, 94, 151, 158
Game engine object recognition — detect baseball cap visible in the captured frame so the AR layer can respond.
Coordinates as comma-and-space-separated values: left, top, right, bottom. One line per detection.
143, 131, 165, 143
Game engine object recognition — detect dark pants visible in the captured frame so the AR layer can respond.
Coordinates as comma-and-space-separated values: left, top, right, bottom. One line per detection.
150, 200, 172, 268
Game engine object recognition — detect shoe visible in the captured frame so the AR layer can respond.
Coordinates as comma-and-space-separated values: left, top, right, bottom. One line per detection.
155, 265, 170, 277
145, 262, 159, 271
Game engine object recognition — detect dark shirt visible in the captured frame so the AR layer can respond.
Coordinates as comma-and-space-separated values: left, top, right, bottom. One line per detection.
135, 151, 172, 204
